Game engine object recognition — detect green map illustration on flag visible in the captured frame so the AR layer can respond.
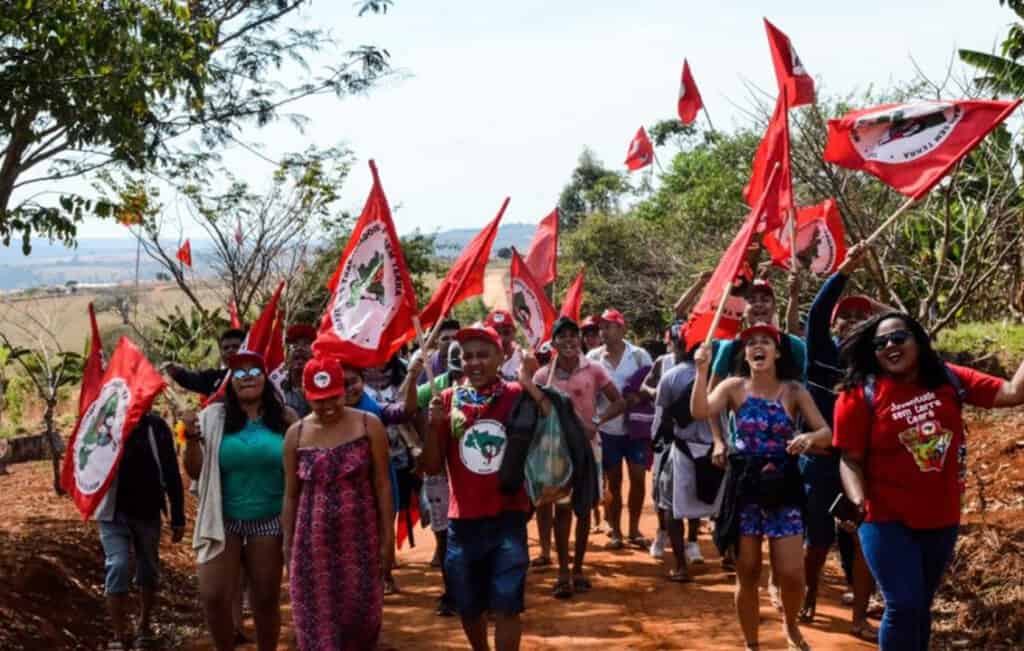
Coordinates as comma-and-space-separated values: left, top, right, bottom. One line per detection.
73, 378, 132, 494
329, 222, 401, 349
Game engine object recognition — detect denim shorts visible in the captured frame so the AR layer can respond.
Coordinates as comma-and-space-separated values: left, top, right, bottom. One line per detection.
600, 432, 650, 470
446, 511, 529, 618
799, 454, 843, 548
97, 513, 162, 595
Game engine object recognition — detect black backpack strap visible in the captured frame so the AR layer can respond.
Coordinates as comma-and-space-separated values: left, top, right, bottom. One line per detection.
943, 364, 968, 405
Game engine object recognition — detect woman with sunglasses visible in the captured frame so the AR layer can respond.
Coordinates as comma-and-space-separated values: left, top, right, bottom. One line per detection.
691, 324, 831, 651
833, 312, 1024, 651
183, 351, 297, 651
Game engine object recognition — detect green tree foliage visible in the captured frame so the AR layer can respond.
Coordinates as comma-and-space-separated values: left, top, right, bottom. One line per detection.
0, 0, 393, 252
557, 148, 632, 231
960, 1, 1024, 96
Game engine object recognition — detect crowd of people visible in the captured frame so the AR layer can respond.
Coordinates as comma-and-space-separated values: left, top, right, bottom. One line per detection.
93, 245, 1024, 651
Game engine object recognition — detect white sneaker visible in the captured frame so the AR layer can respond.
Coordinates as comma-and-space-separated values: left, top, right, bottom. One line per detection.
685, 541, 705, 564
649, 530, 668, 559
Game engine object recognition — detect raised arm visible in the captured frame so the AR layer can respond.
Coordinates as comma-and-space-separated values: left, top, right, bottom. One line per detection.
690, 343, 736, 420
674, 271, 713, 318
992, 358, 1024, 407
403, 354, 428, 416
420, 395, 447, 476
519, 352, 552, 417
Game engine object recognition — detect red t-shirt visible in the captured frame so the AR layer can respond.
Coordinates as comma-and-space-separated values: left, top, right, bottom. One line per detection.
832, 364, 1002, 529
437, 380, 531, 520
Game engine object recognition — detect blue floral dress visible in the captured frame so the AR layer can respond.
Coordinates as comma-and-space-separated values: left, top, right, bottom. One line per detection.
732, 395, 804, 538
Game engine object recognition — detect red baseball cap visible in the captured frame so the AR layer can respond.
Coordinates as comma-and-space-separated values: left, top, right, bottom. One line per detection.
285, 323, 317, 344
580, 315, 600, 331
455, 322, 503, 350
831, 296, 875, 325
738, 323, 782, 344
599, 309, 626, 327
484, 310, 514, 330
227, 351, 266, 371
303, 355, 346, 401
749, 278, 775, 298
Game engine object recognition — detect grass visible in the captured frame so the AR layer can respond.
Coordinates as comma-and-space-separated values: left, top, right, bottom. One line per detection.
937, 321, 1024, 360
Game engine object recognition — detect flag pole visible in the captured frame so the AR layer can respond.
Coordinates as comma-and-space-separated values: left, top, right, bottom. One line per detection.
860, 195, 917, 247
133, 229, 141, 323
412, 316, 438, 396
789, 208, 798, 272
703, 107, 717, 135
702, 284, 734, 348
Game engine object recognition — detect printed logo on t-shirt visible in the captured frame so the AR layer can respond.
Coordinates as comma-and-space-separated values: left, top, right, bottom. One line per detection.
459, 419, 507, 475
889, 391, 953, 472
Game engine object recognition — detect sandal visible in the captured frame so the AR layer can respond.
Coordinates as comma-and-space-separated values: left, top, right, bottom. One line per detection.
530, 555, 552, 568
850, 622, 878, 642
572, 574, 592, 593
667, 569, 693, 583
552, 577, 573, 599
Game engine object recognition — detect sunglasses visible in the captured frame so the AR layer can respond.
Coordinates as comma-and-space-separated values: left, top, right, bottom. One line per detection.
872, 330, 912, 352
231, 367, 264, 380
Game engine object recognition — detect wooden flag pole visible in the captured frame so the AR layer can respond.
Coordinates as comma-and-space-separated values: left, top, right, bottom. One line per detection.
860, 195, 917, 247
702, 284, 734, 348
789, 208, 798, 272
703, 107, 717, 135
412, 316, 438, 396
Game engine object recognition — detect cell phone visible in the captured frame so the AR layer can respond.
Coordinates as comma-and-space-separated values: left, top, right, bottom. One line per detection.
828, 493, 864, 525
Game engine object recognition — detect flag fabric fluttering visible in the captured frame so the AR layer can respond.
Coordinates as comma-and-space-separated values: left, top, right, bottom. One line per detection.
509, 249, 558, 349
678, 59, 704, 125
523, 208, 559, 287
625, 127, 654, 171
685, 165, 783, 350
764, 18, 815, 108
77, 303, 106, 418
824, 99, 1022, 199
559, 268, 585, 323
228, 301, 242, 329
315, 160, 419, 368
176, 240, 192, 268
62, 337, 166, 520
763, 198, 848, 274
744, 96, 793, 232
417, 198, 509, 331
266, 313, 286, 393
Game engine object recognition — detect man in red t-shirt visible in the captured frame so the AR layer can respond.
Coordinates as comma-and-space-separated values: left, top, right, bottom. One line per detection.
419, 322, 551, 651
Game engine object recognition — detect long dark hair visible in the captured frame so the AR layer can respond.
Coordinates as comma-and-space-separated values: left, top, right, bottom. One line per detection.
730, 334, 800, 381
837, 311, 948, 391
224, 375, 288, 435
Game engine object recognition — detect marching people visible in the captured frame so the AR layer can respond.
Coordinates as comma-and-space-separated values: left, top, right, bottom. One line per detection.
182, 351, 298, 651
95, 411, 185, 651
163, 328, 246, 397
485, 310, 524, 382
282, 355, 394, 651
691, 323, 831, 651
833, 312, 1024, 651
416, 318, 461, 384
281, 324, 316, 417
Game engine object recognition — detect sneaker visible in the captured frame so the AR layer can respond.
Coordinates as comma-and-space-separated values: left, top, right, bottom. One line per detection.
649, 530, 668, 559
685, 541, 705, 564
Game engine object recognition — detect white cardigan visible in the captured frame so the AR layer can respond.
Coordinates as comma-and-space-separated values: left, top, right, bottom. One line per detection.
192, 403, 227, 564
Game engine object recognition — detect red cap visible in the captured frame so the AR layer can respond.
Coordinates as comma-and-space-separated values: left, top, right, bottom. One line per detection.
749, 278, 775, 298
303, 355, 346, 401
285, 323, 317, 344
227, 351, 266, 371
738, 323, 782, 344
484, 310, 514, 330
455, 322, 503, 350
599, 309, 626, 327
831, 296, 874, 325
580, 315, 600, 330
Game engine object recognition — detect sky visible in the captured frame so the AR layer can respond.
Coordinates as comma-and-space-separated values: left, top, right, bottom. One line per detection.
74, 0, 1012, 240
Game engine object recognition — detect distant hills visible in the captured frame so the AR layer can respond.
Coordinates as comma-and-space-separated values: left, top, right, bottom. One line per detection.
0, 223, 538, 291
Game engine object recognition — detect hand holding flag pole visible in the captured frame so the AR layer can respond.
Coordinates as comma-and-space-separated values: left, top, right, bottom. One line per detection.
412, 316, 438, 396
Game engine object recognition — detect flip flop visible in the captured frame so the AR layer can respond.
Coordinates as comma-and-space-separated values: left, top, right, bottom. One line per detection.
667, 569, 694, 583
552, 577, 573, 599
572, 574, 592, 593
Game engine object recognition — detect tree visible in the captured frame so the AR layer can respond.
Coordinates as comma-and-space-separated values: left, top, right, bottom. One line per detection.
0, 0, 394, 252
959, 1, 1024, 96
557, 148, 632, 231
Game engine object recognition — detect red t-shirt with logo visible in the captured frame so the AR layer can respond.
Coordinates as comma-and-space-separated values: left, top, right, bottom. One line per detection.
832, 364, 1002, 529
437, 380, 531, 520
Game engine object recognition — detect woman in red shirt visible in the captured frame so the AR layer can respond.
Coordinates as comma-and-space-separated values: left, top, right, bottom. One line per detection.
833, 312, 1024, 651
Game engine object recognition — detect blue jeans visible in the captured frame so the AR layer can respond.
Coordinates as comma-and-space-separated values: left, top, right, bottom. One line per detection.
446, 511, 529, 618
859, 522, 959, 651
97, 513, 162, 595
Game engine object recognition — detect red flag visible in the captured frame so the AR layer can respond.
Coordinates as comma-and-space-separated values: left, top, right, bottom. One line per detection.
685, 165, 782, 350
228, 301, 242, 328
678, 59, 704, 125
559, 268, 585, 323
62, 337, 166, 520
743, 95, 792, 232
76, 303, 106, 418
763, 199, 848, 274
396, 485, 421, 550
234, 218, 244, 246
523, 208, 559, 287
625, 127, 654, 171
176, 240, 192, 268
764, 18, 814, 108
315, 161, 419, 367
418, 198, 508, 330
824, 99, 1021, 199
509, 249, 557, 349
266, 313, 286, 392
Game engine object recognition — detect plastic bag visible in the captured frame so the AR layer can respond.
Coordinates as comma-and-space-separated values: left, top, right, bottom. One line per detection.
524, 412, 573, 506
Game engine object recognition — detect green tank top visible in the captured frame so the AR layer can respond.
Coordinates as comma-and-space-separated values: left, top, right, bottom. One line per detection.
219, 419, 285, 521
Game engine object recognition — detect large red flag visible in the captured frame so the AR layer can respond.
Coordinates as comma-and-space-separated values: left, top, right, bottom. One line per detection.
678, 59, 704, 125
62, 337, 166, 520
685, 165, 782, 350
509, 249, 557, 349
77, 303, 105, 418
625, 127, 654, 171
824, 99, 1021, 199
763, 199, 848, 274
765, 18, 814, 108
523, 208, 558, 287
176, 240, 192, 268
744, 96, 792, 232
266, 313, 286, 392
559, 268, 585, 323
418, 198, 509, 331
316, 161, 419, 368
228, 300, 242, 328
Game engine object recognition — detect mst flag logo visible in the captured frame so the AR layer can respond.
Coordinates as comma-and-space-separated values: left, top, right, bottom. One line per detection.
328, 221, 403, 349
849, 102, 963, 163
73, 379, 131, 495
459, 419, 508, 475
510, 278, 547, 348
